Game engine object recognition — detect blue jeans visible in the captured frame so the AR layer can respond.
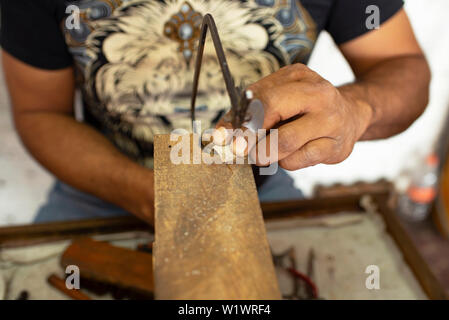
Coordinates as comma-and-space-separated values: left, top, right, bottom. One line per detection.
33, 169, 303, 223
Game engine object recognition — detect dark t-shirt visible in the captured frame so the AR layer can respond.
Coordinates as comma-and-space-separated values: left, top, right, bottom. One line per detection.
1, 0, 403, 167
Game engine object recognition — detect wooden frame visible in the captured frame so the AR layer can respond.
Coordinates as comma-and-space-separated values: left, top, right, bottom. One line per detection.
0, 216, 149, 248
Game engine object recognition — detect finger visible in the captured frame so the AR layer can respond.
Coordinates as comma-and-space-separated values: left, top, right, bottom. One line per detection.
212, 126, 232, 146
212, 125, 258, 158
253, 81, 316, 130
231, 127, 261, 158
279, 137, 336, 171
216, 64, 314, 131
249, 63, 313, 95
250, 113, 327, 166
233, 134, 249, 158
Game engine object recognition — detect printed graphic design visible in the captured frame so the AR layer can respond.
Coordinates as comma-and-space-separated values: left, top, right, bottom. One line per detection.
63, 0, 317, 165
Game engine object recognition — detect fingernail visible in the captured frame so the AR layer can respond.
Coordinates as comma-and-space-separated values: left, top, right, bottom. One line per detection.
213, 127, 228, 146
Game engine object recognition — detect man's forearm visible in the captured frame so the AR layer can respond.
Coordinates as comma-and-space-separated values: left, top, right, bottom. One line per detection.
339, 54, 431, 140
14, 112, 154, 224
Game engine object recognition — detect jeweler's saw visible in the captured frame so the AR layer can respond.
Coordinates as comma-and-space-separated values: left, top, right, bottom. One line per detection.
190, 14, 264, 133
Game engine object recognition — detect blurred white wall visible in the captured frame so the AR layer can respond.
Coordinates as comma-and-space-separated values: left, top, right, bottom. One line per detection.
0, 0, 448, 225
0, 57, 54, 225
290, 0, 449, 195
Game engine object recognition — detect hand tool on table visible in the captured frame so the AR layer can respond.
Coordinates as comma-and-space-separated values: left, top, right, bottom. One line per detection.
306, 248, 316, 299
190, 14, 264, 134
272, 246, 319, 300
61, 238, 154, 296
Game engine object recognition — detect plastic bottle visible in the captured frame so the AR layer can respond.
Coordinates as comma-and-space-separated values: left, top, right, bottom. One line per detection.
398, 153, 439, 221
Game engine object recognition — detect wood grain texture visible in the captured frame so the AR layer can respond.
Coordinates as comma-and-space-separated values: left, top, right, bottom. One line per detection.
61, 238, 154, 295
153, 134, 280, 300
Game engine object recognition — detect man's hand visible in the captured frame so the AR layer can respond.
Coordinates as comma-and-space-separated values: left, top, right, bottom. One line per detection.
217, 9, 429, 171
246, 64, 373, 171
